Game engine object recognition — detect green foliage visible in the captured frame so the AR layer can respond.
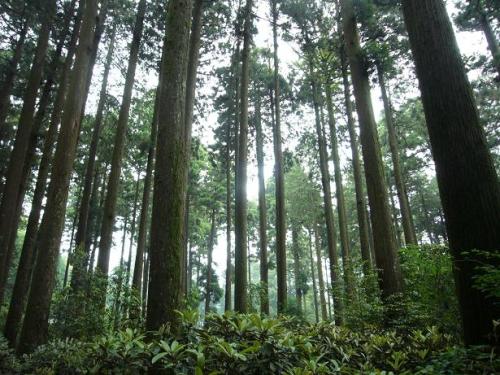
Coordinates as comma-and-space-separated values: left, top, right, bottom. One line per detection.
3, 313, 498, 374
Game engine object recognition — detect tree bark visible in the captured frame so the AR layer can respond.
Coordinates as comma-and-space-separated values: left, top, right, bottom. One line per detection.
17, 0, 99, 354
341, 0, 403, 299
205, 208, 217, 315
314, 223, 328, 321
377, 64, 417, 246
402, 0, 500, 345
146, 0, 193, 332
308, 229, 319, 323
255, 93, 269, 315
0, 0, 56, 297
97, 0, 147, 282
233, 0, 253, 314
291, 227, 302, 314
269, 0, 287, 314
325, 84, 354, 300
224, 121, 232, 312
478, 11, 500, 78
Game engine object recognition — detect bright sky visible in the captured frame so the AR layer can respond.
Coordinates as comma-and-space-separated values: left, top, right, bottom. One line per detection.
60, 1, 489, 310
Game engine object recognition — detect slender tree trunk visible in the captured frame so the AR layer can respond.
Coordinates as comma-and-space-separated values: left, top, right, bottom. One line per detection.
0, 1, 56, 298
314, 224, 328, 321
224, 123, 232, 312
339, 44, 372, 274
341, 0, 402, 299
308, 229, 319, 323
126, 176, 141, 287
292, 227, 302, 314
142, 249, 149, 315
402, 0, 500, 345
113, 213, 129, 328
0, 18, 30, 139
377, 64, 417, 245
309, 62, 342, 324
205, 208, 217, 315
17, 0, 99, 354
146, 0, 193, 332
388, 177, 403, 248
132, 89, 159, 297
478, 11, 500, 78
97, 0, 147, 283
269, 0, 287, 314
234, 0, 253, 314
325, 84, 354, 300
255, 94, 269, 315
71, 24, 117, 292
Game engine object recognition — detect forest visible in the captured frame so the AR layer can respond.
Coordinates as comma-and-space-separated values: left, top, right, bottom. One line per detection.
0, 0, 499, 373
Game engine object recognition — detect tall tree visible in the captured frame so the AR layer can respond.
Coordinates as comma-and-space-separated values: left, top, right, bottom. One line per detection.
269, 0, 287, 314
204, 208, 217, 315
17, 0, 99, 353
401, 0, 500, 345
0, 0, 56, 299
146, 0, 193, 331
96, 0, 147, 282
341, 0, 402, 299
234, 0, 253, 313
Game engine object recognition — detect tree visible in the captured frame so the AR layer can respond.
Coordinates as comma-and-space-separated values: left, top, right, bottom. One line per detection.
234, 0, 253, 313
401, 0, 500, 346
146, 0, 193, 332
341, 0, 402, 299
17, 0, 99, 353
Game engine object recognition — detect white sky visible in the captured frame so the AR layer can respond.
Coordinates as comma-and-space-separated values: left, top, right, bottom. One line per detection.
60, 1, 489, 310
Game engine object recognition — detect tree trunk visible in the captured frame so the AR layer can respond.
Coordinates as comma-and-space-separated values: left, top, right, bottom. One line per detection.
17, 0, 99, 354
339, 44, 372, 275
97, 0, 147, 283
309, 62, 342, 324
325, 84, 354, 300
314, 223, 328, 321
269, 0, 287, 314
233, 0, 253, 314
341, 0, 402, 299
292, 227, 302, 314
126, 176, 141, 288
132, 89, 159, 297
377, 64, 417, 246
402, 0, 500, 345
0, 1, 56, 298
0, 18, 30, 139
145, 0, 193, 332
479, 11, 500, 78
224, 121, 232, 312
205, 208, 217, 316
255, 93, 269, 315
71, 24, 116, 292
308, 229, 319, 323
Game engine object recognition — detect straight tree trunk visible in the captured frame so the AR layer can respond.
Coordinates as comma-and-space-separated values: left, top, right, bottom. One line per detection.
325, 84, 354, 300
309, 62, 343, 324
478, 10, 500, 78
132, 90, 159, 296
377, 64, 417, 246
401, 0, 500, 345
291, 227, 302, 314
0, 18, 30, 139
233, 0, 253, 314
126, 176, 141, 287
17, 0, 99, 353
145, 0, 193, 332
205, 208, 217, 315
97, 0, 147, 281
0, 1, 56, 297
314, 223, 328, 321
308, 229, 319, 323
341, 0, 403, 299
339, 44, 372, 274
71, 24, 117, 292
269, 0, 287, 314
388, 178, 403, 248
224, 122, 232, 312
255, 94, 269, 315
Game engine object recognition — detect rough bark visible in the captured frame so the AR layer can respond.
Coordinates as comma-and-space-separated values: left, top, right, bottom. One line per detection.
97, 0, 147, 281
341, 0, 402, 299
17, 0, 99, 353
145, 0, 193, 332
269, 0, 287, 314
255, 94, 269, 315
339, 44, 372, 274
233, 0, 253, 314
402, 0, 500, 345
325, 84, 354, 300
0, 0, 56, 297
377, 64, 417, 246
